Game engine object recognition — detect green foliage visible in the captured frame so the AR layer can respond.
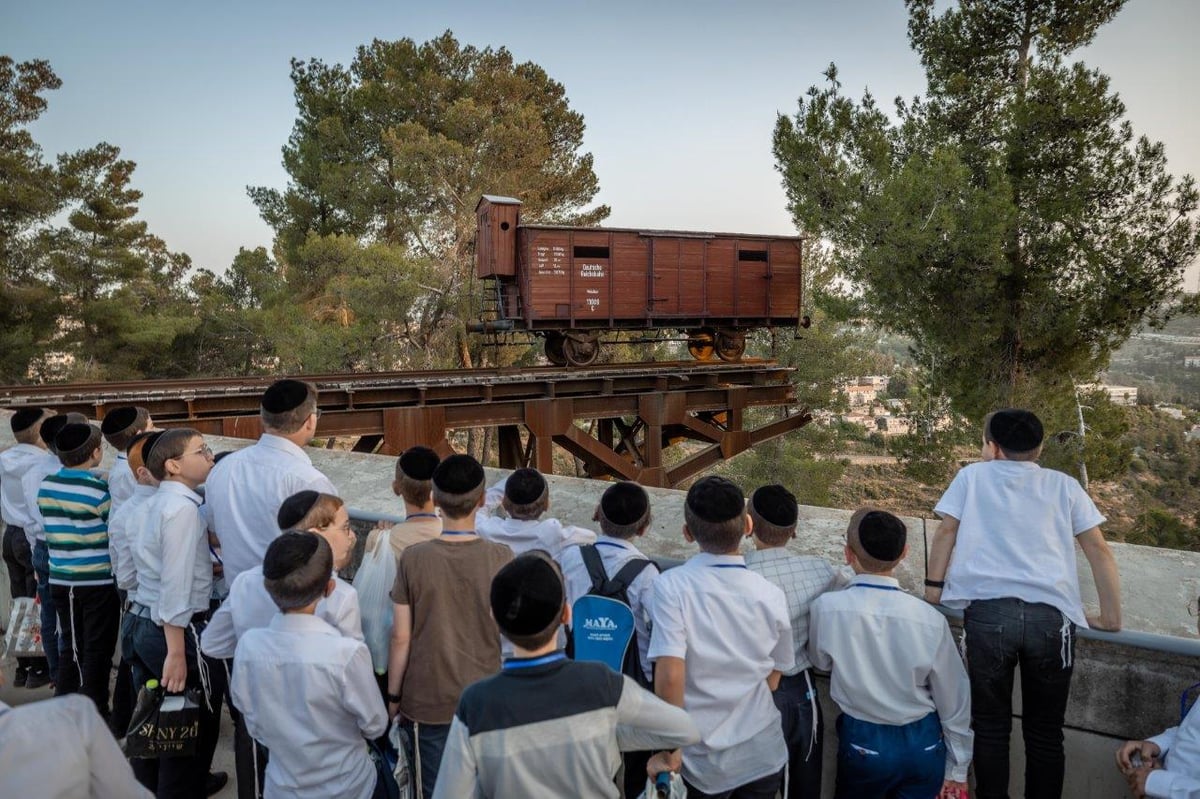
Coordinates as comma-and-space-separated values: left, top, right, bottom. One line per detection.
1126, 509, 1198, 550
719, 437, 847, 508
773, 1, 1200, 422
1037, 388, 1132, 483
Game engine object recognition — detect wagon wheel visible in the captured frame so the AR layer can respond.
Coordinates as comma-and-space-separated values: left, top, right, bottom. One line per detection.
563, 333, 601, 367
544, 333, 568, 366
686, 330, 716, 361
715, 330, 746, 361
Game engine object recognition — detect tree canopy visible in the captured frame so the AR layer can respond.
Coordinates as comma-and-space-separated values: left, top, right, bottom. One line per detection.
773, 0, 1200, 420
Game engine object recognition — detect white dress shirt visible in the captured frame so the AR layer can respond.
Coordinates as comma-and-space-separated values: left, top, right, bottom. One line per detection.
0, 442, 47, 530
557, 535, 659, 681
19, 450, 61, 547
204, 435, 338, 583
232, 613, 388, 799
475, 478, 596, 557
648, 551, 793, 794
202, 564, 363, 659
133, 481, 212, 627
106, 454, 137, 514
808, 573, 973, 782
745, 547, 839, 675
1146, 700, 1200, 799
934, 459, 1105, 627
107, 483, 156, 593
0, 694, 153, 799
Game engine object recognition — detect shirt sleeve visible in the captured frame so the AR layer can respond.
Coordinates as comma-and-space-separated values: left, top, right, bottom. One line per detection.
156, 503, 204, 627
328, 586, 365, 641
647, 577, 686, 662
307, 471, 339, 497
614, 675, 701, 752
1145, 768, 1200, 799
73, 695, 155, 799
933, 468, 967, 520
430, 716, 481, 799
767, 588, 796, 673
807, 599, 832, 672
390, 552, 412, 605
1149, 727, 1179, 756
200, 596, 238, 659
1069, 481, 1107, 535
342, 643, 388, 740
929, 622, 973, 782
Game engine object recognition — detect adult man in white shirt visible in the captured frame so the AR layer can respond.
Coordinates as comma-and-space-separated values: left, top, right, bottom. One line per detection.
100, 405, 153, 513
475, 468, 595, 557
926, 409, 1121, 799
204, 379, 337, 583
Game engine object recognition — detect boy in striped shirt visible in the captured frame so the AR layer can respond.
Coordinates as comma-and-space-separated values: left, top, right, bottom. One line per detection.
37, 422, 120, 717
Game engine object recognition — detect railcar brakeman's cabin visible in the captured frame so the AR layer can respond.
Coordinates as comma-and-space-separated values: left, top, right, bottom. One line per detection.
471, 195, 807, 366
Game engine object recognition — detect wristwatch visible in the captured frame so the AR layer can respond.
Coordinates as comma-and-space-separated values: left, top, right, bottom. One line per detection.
386, 692, 401, 704
924, 579, 945, 589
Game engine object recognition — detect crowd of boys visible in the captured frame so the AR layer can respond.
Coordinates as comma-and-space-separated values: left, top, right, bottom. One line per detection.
5, 394, 1198, 799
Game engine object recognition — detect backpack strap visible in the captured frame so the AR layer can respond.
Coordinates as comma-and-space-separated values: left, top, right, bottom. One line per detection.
606, 558, 652, 596
580, 544, 608, 593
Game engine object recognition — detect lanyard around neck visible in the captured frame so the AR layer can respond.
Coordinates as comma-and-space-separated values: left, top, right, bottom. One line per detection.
406, 512, 438, 520
442, 530, 476, 537
851, 582, 901, 592
503, 652, 566, 671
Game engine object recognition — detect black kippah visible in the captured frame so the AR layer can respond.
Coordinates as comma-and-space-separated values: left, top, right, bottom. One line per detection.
857, 511, 907, 562
100, 406, 139, 435
987, 409, 1044, 453
40, 415, 71, 447
140, 430, 166, 463
261, 379, 311, 414
278, 490, 321, 530
505, 468, 547, 505
600, 481, 649, 526
432, 454, 485, 494
398, 446, 439, 481
55, 423, 97, 459
490, 555, 564, 636
11, 407, 45, 434
751, 485, 798, 528
263, 530, 321, 580
686, 476, 745, 523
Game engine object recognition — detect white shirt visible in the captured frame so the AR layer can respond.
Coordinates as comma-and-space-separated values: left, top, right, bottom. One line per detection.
232, 613, 388, 799
202, 564, 363, 659
648, 551, 793, 794
204, 435, 338, 583
133, 481, 212, 627
745, 547, 839, 675
0, 694, 153, 799
0, 442, 47, 530
19, 451, 62, 546
935, 460, 1106, 627
106, 454, 137, 514
475, 478, 596, 556
1147, 700, 1200, 799
108, 483, 156, 593
557, 536, 659, 681
809, 573, 973, 782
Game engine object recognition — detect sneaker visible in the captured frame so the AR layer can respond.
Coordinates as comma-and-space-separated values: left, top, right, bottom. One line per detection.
206, 771, 229, 796
12, 667, 28, 688
24, 669, 50, 690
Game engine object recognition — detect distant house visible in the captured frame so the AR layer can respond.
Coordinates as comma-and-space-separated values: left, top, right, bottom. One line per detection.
845, 384, 877, 407
1081, 383, 1139, 406
1186, 356, 1200, 368
859, 375, 891, 391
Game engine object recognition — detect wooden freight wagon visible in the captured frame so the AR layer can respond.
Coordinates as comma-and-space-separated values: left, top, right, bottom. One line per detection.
472, 195, 805, 366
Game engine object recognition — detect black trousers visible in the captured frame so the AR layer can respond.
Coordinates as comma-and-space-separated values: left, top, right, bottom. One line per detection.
224, 658, 269, 799
50, 582, 120, 715
685, 768, 786, 799
2, 525, 47, 673
775, 670, 823, 799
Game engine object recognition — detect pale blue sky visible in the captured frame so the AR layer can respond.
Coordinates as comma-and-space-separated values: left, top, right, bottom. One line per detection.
3, 0, 1197, 282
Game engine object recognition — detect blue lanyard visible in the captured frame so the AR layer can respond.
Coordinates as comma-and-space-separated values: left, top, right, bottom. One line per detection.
503, 652, 567, 671
406, 512, 438, 520
1181, 682, 1200, 723
442, 530, 476, 537
851, 583, 901, 592
710, 564, 747, 570
595, 540, 629, 550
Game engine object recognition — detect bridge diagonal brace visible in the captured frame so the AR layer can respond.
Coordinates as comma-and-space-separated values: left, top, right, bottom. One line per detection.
665, 409, 813, 488
553, 425, 641, 481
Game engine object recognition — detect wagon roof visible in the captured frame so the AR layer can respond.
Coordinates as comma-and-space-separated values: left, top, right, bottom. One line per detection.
520, 224, 802, 242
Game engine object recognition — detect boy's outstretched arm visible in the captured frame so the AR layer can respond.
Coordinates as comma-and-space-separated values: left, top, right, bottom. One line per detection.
615, 677, 700, 753
1077, 527, 1121, 631
925, 515, 959, 604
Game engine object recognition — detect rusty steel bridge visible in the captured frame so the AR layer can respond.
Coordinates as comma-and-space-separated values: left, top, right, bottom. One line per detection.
0, 361, 810, 488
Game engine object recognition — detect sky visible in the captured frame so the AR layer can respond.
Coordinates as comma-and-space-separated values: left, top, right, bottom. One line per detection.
4, 0, 1198, 283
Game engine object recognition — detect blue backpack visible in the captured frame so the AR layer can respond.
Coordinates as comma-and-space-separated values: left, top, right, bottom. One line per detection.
569, 544, 653, 686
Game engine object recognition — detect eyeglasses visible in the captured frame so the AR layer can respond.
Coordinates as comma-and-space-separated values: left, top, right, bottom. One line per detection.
180, 444, 214, 460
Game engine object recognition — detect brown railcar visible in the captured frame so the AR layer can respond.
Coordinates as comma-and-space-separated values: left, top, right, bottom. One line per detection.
472, 195, 806, 366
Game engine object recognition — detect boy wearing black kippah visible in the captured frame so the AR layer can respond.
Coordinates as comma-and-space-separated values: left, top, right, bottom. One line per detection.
476, 466, 596, 556
745, 484, 842, 799
433, 553, 698, 799
100, 405, 153, 513
366, 446, 443, 563
810, 508, 972, 799
926, 408, 1121, 799
648, 475, 794, 798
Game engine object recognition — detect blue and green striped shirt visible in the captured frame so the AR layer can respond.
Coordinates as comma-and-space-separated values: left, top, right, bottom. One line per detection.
38, 468, 113, 587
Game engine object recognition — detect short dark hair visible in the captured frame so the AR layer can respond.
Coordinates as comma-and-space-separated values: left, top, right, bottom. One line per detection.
145, 428, 201, 481
100, 406, 150, 451
749, 485, 799, 547
684, 476, 747, 553
11, 407, 52, 445
277, 491, 344, 531
491, 551, 565, 650
40, 412, 87, 452
56, 424, 103, 468
260, 380, 318, 434
263, 531, 333, 611
594, 481, 651, 539
984, 408, 1044, 460
394, 445, 439, 506
431, 455, 486, 520
847, 508, 908, 572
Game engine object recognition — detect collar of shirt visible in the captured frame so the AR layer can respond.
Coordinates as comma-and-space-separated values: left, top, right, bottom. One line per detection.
595, 535, 637, 552
57, 467, 96, 479
116, 453, 127, 462
158, 480, 204, 507
690, 551, 747, 569
743, 547, 793, 565
269, 612, 341, 637
133, 484, 157, 498
257, 434, 313, 464
848, 573, 902, 590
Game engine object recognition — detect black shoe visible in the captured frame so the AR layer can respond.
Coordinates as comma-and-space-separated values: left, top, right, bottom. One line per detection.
12, 667, 28, 688
23, 669, 50, 689
206, 771, 229, 796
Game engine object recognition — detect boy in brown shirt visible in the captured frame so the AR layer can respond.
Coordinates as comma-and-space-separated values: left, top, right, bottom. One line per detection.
386, 454, 513, 799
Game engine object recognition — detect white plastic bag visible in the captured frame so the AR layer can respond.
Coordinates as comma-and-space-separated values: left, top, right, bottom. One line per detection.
388, 721, 415, 799
4, 596, 44, 658
353, 531, 397, 673
639, 771, 687, 799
